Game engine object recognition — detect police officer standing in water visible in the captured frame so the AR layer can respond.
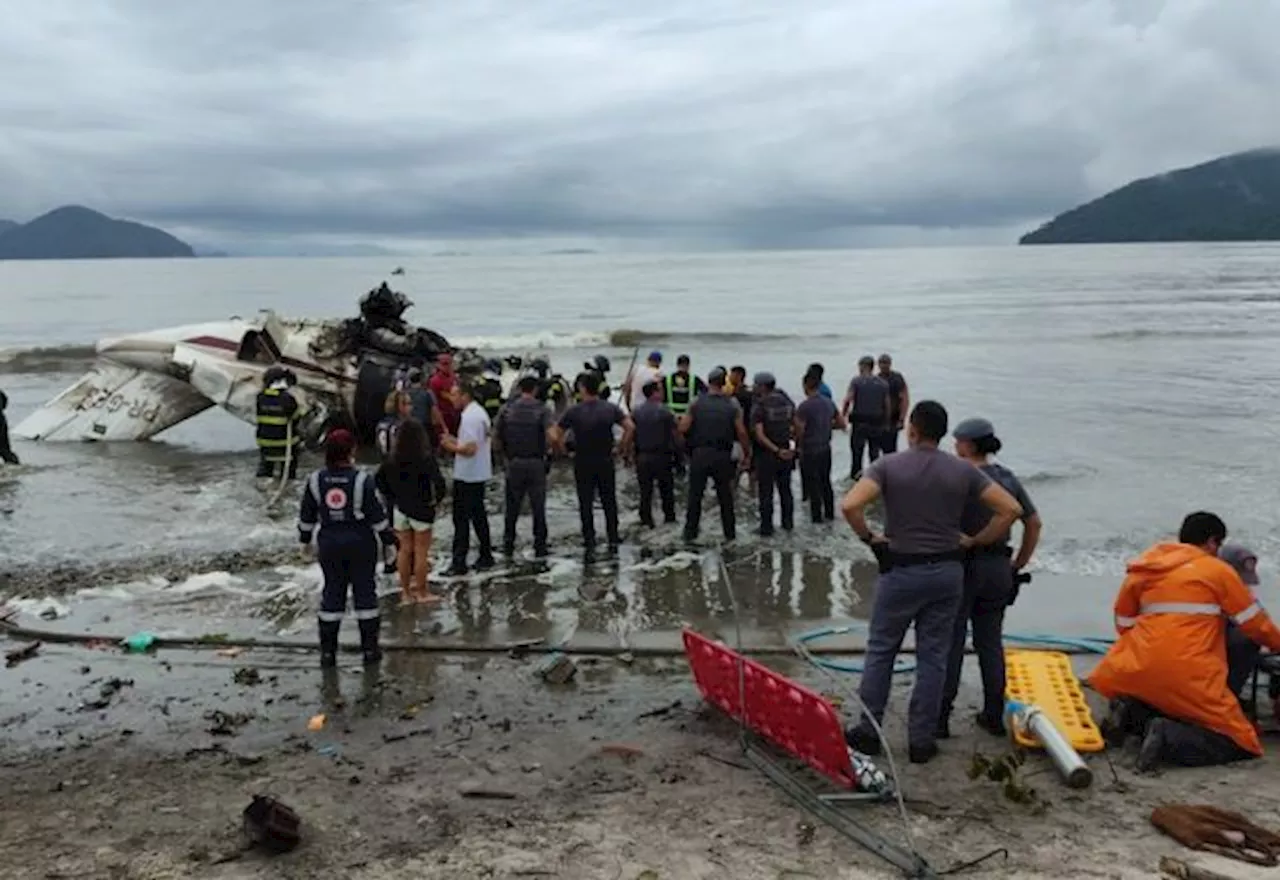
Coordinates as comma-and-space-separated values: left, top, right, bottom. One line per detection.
550, 371, 634, 561
840, 401, 1023, 764
751, 372, 797, 536
680, 367, 751, 543
877, 353, 910, 454
495, 375, 552, 558
255, 367, 305, 479
298, 429, 397, 668
631, 380, 680, 527
842, 356, 891, 481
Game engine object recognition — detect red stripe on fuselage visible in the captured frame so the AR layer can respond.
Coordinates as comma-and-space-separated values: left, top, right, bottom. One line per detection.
182, 335, 354, 385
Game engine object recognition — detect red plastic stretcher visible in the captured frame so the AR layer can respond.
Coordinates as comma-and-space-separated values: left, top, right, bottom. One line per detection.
681, 628, 856, 789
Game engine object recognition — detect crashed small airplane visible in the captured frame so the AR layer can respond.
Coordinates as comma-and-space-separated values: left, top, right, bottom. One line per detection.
14, 283, 526, 447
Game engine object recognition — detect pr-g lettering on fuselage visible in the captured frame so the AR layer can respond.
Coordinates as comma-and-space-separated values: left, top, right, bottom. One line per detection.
77, 384, 161, 423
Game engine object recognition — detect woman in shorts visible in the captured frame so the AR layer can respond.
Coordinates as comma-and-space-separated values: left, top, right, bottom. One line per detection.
375, 419, 448, 604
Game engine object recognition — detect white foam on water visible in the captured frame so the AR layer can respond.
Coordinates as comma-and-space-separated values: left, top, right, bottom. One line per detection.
536, 558, 582, 585
451, 330, 613, 351
625, 550, 702, 573
4, 596, 71, 619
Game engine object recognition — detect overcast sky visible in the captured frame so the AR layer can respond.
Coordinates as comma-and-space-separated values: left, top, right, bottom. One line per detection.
1, 0, 1277, 253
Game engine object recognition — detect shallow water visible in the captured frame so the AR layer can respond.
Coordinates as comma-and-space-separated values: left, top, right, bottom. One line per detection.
4, 244, 1280, 639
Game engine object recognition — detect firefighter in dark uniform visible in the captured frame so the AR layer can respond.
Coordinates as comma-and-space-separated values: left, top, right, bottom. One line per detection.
298, 429, 397, 668
530, 357, 571, 414
474, 358, 506, 420
255, 366, 304, 479
577, 355, 613, 403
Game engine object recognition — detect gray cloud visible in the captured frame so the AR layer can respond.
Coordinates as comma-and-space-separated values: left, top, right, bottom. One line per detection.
1, 0, 1278, 251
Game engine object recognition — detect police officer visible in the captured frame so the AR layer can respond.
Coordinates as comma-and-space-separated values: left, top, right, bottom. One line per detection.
939, 418, 1042, 739
495, 375, 552, 557
751, 372, 797, 536
840, 401, 1022, 764
679, 367, 750, 543
631, 380, 679, 527
841, 356, 891, 481
255, 366, 304, 479
298, 429, 397, 668
474, 358, 506, 421
551, 372, 633, 561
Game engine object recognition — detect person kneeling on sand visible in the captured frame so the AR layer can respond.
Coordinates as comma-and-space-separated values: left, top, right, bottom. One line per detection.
1090, 512, 1280, 772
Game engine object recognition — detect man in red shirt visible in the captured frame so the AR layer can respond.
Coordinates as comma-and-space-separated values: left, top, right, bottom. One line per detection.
429, 352, 461, 435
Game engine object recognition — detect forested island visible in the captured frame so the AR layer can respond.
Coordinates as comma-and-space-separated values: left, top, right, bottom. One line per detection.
1020, 149, 1280, 244
0, 206, 194, 260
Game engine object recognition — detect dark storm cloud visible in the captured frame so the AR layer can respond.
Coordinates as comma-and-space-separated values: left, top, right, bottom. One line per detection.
1, 0, 1278, 249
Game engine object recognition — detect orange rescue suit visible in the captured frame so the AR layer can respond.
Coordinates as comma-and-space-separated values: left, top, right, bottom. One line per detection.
1089, 542, 1280, 756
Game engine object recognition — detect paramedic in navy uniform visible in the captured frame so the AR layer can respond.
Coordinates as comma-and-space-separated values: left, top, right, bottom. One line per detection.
298, 428, 397, 668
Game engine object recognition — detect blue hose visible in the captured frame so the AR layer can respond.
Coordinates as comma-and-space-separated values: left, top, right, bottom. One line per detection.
793, 624, 1115, 676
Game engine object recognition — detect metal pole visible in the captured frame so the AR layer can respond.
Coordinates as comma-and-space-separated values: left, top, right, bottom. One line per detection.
1007, 700, 1093, 790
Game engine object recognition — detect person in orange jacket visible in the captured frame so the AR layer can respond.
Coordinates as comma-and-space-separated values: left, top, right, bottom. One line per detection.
1089, 511, 1280, 772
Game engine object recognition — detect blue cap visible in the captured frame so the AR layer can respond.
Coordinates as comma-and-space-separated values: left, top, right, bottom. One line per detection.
649, 351, 662, 363
953, 417, 995, 440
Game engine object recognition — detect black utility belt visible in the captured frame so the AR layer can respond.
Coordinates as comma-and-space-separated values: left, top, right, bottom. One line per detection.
508, 454, 545, 461
966, 544, 1013, 559
883, 548, 965, 568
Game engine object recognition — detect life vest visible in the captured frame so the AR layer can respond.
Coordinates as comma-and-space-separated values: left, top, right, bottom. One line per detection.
1088, 542, 1280, 755
664, 372, 695, 415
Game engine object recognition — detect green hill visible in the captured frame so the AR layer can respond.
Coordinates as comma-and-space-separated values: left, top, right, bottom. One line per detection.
0, 205, 194, 260
1020, 149, 1280, 244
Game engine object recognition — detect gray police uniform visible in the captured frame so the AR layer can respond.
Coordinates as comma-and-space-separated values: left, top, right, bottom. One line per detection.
298, 465, 396, 666
848, 447, 991, 749
632, 399, 679, 526
940, 462, 1036, 728
683, 393, 740, 542
751, 389, 796, 535
496, 396, 551, 554
847, 374, 890, 477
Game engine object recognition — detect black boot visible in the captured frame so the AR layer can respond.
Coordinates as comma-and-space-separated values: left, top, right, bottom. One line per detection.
358, 617, 382, 666
318, 620, 340, 668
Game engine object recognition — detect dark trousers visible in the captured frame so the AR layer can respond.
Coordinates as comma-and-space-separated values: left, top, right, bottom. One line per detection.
317, 532, 380, 622
756, 451, 794, 534
849, 419, 883, 476
451, 479, 492, 567
942, 553, 1014, 724
636, 451, 676, 526
684, 448, 736, 541
257, 447, 299, 479
503, 458, 548, 552
1226, 624, 1262, 697
574, 457, 620, 546
1110, 699, 1252, 768
880, 426, 900, 455
799, 447, 834, 521
854, 562, 964, 747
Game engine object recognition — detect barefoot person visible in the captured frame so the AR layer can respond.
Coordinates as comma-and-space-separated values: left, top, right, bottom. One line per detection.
375, 419, 447, 604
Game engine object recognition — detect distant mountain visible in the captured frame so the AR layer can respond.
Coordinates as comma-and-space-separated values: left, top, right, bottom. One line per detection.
1020, 149, 1280, 245
0, 205, 194, 260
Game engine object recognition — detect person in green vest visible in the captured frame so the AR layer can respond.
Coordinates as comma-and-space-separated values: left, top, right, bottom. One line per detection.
662, 354, 707, 416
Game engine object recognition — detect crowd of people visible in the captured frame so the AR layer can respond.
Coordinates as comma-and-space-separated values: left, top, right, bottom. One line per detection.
278, 346, 1278, 778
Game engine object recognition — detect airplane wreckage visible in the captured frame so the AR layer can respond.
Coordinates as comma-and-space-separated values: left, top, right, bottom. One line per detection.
14, 283, 602, 448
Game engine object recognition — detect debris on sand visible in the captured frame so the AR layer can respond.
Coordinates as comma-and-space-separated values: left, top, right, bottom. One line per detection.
233, 667, 262, 686
458, 781, 518, 800
242, 795, 302, 854
4, 641, 40, 668
79, 677, 133, 711
536, 653, 577, 685
205, 710, 255, 736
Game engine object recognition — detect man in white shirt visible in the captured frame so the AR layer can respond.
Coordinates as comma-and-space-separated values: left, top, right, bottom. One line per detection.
624, 350, 664, 413
441, 381, 495, 576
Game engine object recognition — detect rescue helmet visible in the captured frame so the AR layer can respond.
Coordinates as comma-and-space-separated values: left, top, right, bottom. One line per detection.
483, 357, 503, 376
591, 354, 611, 374
529, 356, 550, 377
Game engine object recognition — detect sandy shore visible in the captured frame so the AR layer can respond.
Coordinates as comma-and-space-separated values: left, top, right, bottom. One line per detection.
3, 631, 1278, 880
